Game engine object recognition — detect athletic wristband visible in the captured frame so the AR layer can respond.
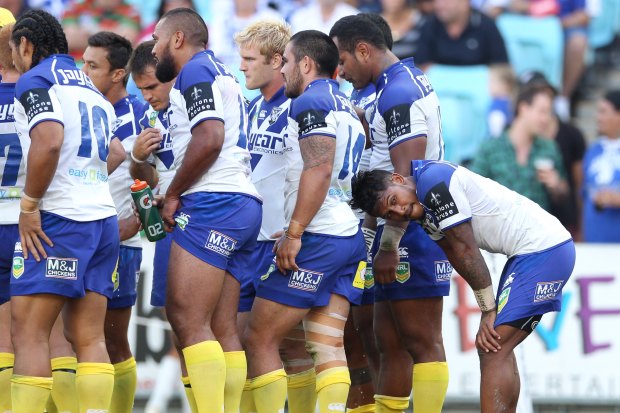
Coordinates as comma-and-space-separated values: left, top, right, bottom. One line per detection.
379, 225, 405, 251
130, 151, 147, 164
361, 227, 376, 252
20, 208, 39, 214
22, 192, 41, 203
20, 196, 39, 213
474, 285, 496, 312
286, 219, 306, 240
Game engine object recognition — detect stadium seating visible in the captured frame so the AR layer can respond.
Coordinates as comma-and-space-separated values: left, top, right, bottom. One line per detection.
588, 0, 620, 49
426, 64, 491, 165
496, 13, 564, 89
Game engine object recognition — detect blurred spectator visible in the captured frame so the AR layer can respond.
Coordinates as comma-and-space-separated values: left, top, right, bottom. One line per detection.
487, 64, 515, 137
380, 0, 423, 59
414, 0, 509, 67
26, 0, 70, 18
0, 0, 28, 16
62, 0, 141, 57
138, 0, 196, 43
471, 83, 569, 212
582, 90, 620, 242
519, 72, 586, 239
288, 0, 358, 34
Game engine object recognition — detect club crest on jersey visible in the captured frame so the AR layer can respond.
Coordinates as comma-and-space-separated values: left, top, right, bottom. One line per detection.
184, 82, 215, 121
503, 273, 516, 289
435, 260, 453, 282
205, 230, 237, 257
384, 104, 411, 144
20, 88, 53, 122
297, 109, 327, 136
423, 182, 459, 222
175, 212, 190, 230
149, 111, 158, 127
288, 269, 323, 292
396, 262, 410, 283
45, 257, 78, 280
268, 107, 284, 125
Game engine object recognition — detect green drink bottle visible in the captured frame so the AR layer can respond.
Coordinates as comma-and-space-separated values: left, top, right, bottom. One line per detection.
130, 179, 166, 242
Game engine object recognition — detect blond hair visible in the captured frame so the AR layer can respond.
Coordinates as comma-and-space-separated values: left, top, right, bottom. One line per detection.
0, 24, 15, 71
234, 19, 291, 61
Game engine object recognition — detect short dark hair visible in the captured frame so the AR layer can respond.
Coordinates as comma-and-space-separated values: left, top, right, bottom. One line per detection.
289, 30, 338, 78
358, 13, 393, 50
11, 9, 68, 68
88, 31, 133, 71
349, 170, 392, 215
604, 90, 620, 111
160, 7, 208, 48
329, 14, 389, 54
129, 40, 157, 77
515, 83, 554, 117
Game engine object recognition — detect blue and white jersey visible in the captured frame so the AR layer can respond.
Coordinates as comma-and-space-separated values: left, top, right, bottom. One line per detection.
285, 79, 365, 237
367, 58, 444, 172
0, 83, 24, 224
167, 50, 258, 197
248, 86, 290, 241
138, 103, 175, 195
411, 160, 571, 257
109, 94, 144, 248
13, 55, 117, 221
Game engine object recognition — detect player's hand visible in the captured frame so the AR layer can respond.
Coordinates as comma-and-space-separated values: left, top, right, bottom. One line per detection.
133, 128, 162, 161
18, 211, 53, 262
476, 309, 502, 353
276, 236, 302, 273
373, 249, 399, 284
162, 194, 180, 232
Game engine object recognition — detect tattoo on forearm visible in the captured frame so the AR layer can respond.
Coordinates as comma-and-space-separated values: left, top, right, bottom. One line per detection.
299, 135, 335, 170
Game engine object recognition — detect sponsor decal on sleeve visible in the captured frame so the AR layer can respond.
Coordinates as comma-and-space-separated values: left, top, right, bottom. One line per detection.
183, 82, 215, 121
296, 109, 327, 136
384, 104, 411, 145
19, 88, 54, 123
423, 182, 459, 222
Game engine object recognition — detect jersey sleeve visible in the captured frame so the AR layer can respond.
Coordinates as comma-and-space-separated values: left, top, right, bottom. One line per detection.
418, 164, 472, 231
15, 75, 63, 133
291, 93, 336, 140
379, 81, 430, 150
177, 61, 224, 131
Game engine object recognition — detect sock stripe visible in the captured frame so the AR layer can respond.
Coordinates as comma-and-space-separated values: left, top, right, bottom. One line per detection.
0, 366, 13, 373
184, 383, 192, 388
52, 368, 76, 374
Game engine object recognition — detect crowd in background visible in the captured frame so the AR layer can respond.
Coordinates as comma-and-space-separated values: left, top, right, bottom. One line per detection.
1, 0, 618, 243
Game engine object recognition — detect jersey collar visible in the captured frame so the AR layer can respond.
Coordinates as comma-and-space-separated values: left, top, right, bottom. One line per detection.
376, 57, 416, 91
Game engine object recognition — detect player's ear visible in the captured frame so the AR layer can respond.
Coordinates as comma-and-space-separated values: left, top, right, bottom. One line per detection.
356, 42, 370, 61
271, 53, 282, 70
391, 173, 405, 184
173, 30, 184, 49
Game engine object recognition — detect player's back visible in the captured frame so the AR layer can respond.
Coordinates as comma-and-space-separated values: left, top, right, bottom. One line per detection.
369, 58, 444, 172
168, 50, 257, 197
13, 54, 116, 221
0, 82, 24, 224
285, 79, 364, 237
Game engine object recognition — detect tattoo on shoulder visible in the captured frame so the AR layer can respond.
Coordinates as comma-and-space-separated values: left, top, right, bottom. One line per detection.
299, 135, 335, 170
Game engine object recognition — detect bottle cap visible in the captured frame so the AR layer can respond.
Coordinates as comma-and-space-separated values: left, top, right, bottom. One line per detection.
130, 179, 148, 192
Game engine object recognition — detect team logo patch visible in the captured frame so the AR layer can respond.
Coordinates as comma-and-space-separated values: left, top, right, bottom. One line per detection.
534, 280, 563, 302
352, 261, 367, 290
288, 268, 323, 292
205, 230, 237, 257
424, 182, 459, 222
184, 82, 215, 121
268, 107, 284, 125
261, 263, 276, 281
498, 287, 510, 313
45, 257, 78, 280
384, 104, 411, 145
364, 267, 375, 289
149, 110, 158, 127
297, 109, 327, 136
396, 262, 410, 283
19, 88, 54, 122
175, 212, 190, 231
502, 272, 516, 289
12, 256, 24, 279
435, 260, 453, 282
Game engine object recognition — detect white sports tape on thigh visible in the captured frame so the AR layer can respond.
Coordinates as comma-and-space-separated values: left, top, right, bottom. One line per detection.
303, 312, 347, 368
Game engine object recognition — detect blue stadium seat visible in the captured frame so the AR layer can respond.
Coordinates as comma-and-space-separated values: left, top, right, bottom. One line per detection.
589, 0, 620, 49
426, 65, 491, 165
496, 14, 564, 89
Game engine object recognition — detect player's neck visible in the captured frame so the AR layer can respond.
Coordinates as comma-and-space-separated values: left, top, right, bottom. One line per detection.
0, 69, 19, 83
372, 51, 400, 84
106, 87, 128, 106
261, 78, 284, 101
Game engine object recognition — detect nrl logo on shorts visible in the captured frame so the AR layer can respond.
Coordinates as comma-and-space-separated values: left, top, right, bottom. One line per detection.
396, 262, 410, 283
498, 287, 511, 313
12, 256, 24, 279
175, 212, 190, 231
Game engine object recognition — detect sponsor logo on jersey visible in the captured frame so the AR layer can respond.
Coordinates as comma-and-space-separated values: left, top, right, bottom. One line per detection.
248, 132, 285, 155
398, 247, 409, 258
12, 256, 24, 279
184, 82, 215, 121
0, 103, 14, 121
384, 104, 411, 144
396, 262, 410, 283
297, 109, 327, 136
0, 187, 22, 200
175, 212, 190, 231
205, 230, 237, 257
435, 260, 453, 282
288, 269, 323, 292
424, 182, 459, 222
67, 167, 108, 184
20, 88, 54, 122
503, 273, 516, 289
534, 280, 563, 302
498, 287, 510, 313
420, 212, 444, 241
45, 257, 78, 280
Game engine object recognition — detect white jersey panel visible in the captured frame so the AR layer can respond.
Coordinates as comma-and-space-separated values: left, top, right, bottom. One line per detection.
139, 106, 175, 195
0, 83, 24, 224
